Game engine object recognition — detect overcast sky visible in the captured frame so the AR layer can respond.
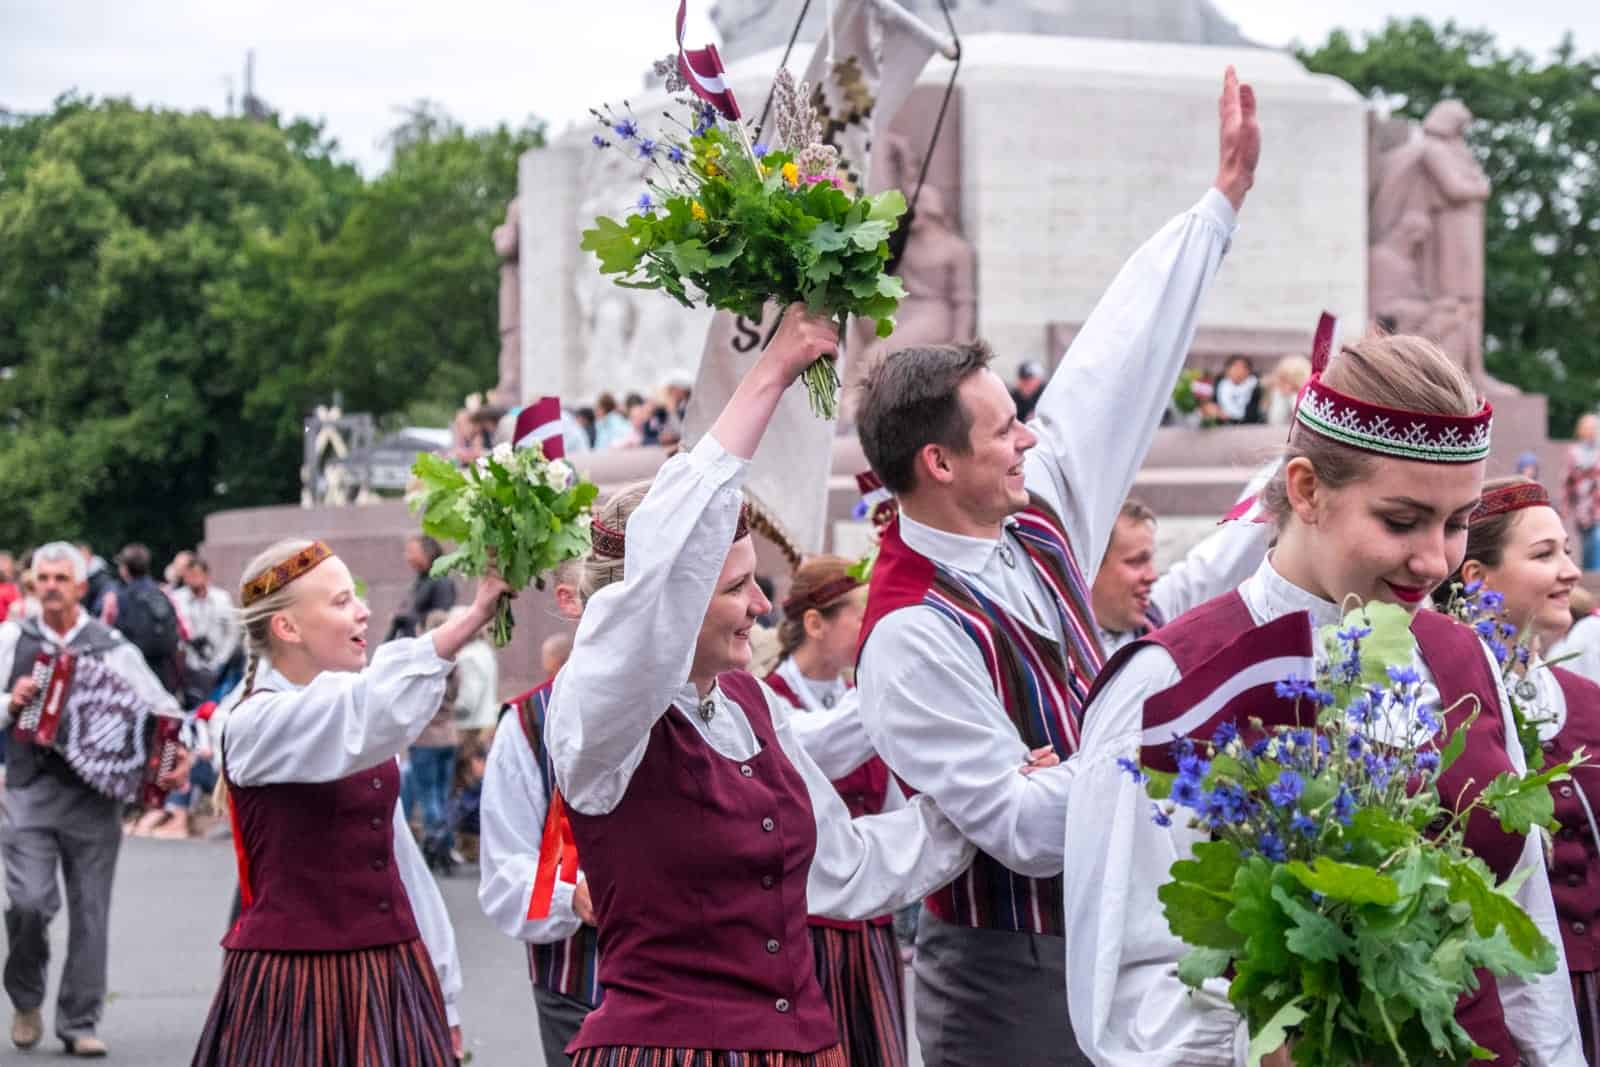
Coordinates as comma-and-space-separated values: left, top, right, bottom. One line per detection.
3, 1, 1596, 174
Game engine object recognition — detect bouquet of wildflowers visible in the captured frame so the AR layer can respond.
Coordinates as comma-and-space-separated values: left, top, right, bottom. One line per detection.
1441, 578, 1551, 769
579, 66, 908, 419
1127, 600, 1582, 1066
408, 444, 599, 646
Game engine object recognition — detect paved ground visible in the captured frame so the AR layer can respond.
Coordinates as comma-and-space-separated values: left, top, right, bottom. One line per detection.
3, 836, 926, 1066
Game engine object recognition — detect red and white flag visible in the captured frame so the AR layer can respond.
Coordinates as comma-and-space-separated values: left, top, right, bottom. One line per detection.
514, 396, 565, 460
1138, 611, 1316, 772
676, 0, 741, 121
856, 469, 897, 528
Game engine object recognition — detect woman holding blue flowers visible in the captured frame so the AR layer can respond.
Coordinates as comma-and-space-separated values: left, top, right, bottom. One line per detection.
1063, 334, 1582, 1066
1444, 476, 1600, 1063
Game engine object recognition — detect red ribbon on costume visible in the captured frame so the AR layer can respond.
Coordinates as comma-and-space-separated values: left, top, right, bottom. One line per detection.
527, 789, 580, 920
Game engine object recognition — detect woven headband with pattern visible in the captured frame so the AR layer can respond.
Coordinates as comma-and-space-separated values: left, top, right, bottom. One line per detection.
590, 505, 751, 562
242, 541, 334, 607
1470, 482, 1550, 524
1290, 312, 1492, 464
782, 575, 862, 618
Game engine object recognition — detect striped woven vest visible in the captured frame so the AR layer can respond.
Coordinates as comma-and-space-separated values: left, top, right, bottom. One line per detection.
858, 494, 1103, 935
512, 684, 602, 1007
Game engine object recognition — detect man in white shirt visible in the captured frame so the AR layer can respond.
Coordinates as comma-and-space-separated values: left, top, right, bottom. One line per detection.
173, 557, 240, 694
1093, 497, 1273, 659
851, 69, 1261, 1066
0, 542, 187, 1057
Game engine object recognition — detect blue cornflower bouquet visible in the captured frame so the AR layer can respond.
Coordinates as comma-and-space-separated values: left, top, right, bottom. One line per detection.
1127, 600, 1582, 1066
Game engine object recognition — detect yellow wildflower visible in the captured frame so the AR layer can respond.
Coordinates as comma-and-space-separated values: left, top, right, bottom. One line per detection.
781, 162, 799, 187
691, 201, 708, 222
705, 162, 720, 177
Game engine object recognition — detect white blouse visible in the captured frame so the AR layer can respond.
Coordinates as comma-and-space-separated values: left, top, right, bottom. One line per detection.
1062, 557, 1581, 1066
857, 188, 1240, 879
772, 657, 903, 810
221, 641, 464, 1026
477, 711, 585, 945
546, 435, 974, 921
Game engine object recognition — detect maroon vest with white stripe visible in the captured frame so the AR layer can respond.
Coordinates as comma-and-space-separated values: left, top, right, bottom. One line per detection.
856, 494, 1102, 936
564, 671, 838, 1053
1094, 593, 1523, 1065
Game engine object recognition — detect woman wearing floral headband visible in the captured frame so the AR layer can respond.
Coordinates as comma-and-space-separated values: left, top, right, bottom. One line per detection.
544, 306, 975, 1067
1439, 476, 1600, 1063
1064, 334, 1581, 1065
191, 538, 511, 1066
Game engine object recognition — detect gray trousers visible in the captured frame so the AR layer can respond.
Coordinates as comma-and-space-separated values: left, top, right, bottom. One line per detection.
1, 776, 122, 1040
913, 911, 1091, 1067
532, 986, 592, 1066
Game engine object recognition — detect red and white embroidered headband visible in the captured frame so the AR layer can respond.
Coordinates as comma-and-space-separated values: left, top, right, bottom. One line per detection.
1469, 482, 1550, 524
1292, 313, 1493, 465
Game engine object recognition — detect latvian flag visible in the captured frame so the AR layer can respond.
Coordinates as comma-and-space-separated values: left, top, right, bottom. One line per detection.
513, 396, 565, 460
1139, 611, 1316, 773
856, 470, 897, 528
676, 0, 741, 120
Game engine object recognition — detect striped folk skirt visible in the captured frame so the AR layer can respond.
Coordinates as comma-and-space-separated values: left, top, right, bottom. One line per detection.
571, 1047, 847, 1067
191, 939, 454, 1067
810, 922, 907, 1067
1575, 970, 1600, 1066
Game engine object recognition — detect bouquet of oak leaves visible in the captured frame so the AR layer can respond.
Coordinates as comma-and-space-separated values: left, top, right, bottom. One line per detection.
409, 443, 598, 647
1123, 600, 1583, 1066
580, 67, 906, 419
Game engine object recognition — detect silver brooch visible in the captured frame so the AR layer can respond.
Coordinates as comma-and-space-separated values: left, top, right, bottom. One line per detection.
1515, 679, 1538, 703
697, 697, 716, 724
822, 694, 837, 709
997, 540, 1017, 569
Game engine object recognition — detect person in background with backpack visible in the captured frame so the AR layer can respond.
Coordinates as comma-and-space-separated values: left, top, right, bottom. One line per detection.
101, 544, 185, 698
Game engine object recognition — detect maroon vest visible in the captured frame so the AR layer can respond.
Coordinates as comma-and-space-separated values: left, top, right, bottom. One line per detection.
763, 669, 893, 931
222, 754, 420, 952
565, 671, 838, 1054
1545, 668, 1600, 973
1096, 594, 1521, 1065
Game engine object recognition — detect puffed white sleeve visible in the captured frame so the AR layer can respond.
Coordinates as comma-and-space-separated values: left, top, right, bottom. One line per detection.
477, 720, 584, 943
1487, 648, 1584, 1066
548, 435, 747, 815
858, 606, 1074, 877
784, 688, 878, 779
1064, 644, 1245, 1066
393, 794, 463, 1027
1026, 189, 1238, 577
222, 636, 453, 786
762, 681, 975, 920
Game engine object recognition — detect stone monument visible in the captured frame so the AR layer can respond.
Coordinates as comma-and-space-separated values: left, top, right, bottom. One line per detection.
519, 1, 1368, 406
1369, 100, 1509, 393
491, 198, 522, 407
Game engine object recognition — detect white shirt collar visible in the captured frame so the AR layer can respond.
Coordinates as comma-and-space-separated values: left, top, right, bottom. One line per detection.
898, 511, 1013, 575
1239, 554, 1342, 629
775, 657, 847, 711
39, 613, 89, 648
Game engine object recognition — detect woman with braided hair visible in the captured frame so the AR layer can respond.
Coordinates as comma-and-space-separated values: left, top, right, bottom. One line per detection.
544, 306, 975, 1067
191, 538, 509, 1066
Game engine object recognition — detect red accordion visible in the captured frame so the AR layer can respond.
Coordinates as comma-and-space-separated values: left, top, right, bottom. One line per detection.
140, 714, 183, 809
14, 651, 76, 746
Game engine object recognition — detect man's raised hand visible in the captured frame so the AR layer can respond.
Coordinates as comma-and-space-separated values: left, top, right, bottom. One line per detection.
1215, 65, 1261, 213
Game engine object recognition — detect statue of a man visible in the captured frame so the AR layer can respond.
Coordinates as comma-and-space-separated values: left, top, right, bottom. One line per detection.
880, 183, 977, 349
491, 198, 521, 407
1368, 210, 1433, 336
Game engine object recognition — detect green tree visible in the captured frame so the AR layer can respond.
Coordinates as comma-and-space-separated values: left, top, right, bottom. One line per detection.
0, 99, 352, 556
1299, 20, 1600, 434
312, 103, 545, 422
